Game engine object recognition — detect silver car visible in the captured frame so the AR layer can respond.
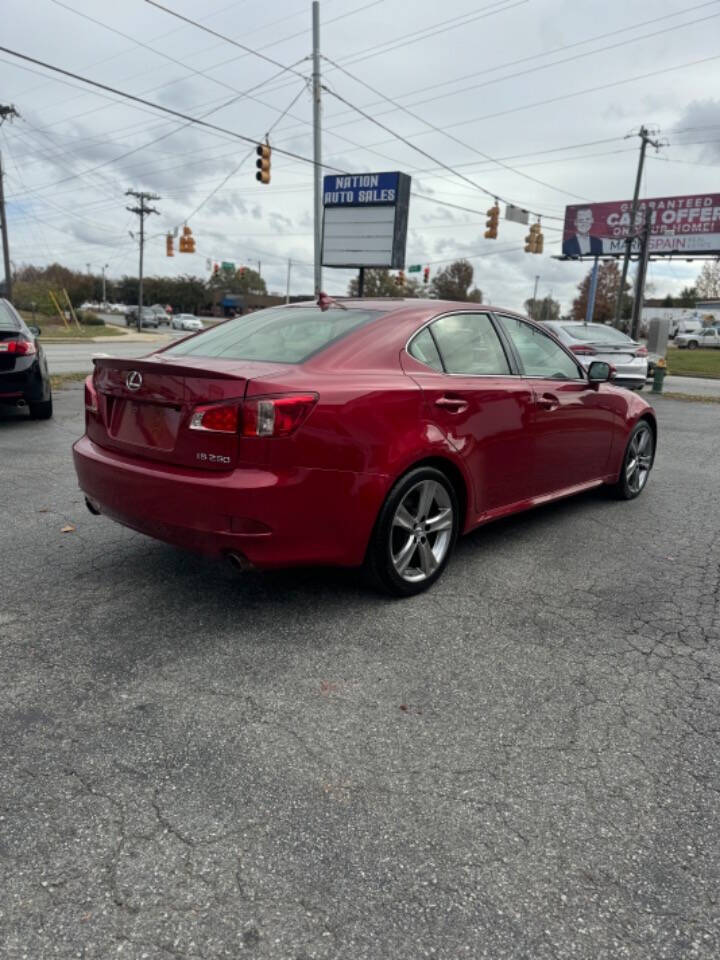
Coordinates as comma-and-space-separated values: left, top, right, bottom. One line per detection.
544, 322, 648, 390
675, 327, 720, 350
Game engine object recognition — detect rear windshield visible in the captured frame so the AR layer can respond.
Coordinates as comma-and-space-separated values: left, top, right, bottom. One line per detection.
165, 305, 385, 363
0, 300, 21, 332
564, 324, 632, 344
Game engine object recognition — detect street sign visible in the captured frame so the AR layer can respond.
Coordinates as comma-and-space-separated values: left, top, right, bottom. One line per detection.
562, 193, 720, 257
407, 264, 422, 272
321, 172, 411, 269
221, 261, 235, 273
505, 204, 529, 225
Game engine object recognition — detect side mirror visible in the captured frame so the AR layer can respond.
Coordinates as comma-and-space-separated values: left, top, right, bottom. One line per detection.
28, 324, 41, 337
588, 360, 613, 384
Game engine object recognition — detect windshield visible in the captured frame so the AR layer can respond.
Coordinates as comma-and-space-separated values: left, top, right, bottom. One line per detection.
563, 324, 633, 344
165, 305, 386, 364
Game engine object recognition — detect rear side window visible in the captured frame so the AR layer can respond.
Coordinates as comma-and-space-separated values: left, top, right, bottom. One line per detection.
408, 328, 443, 371
564, 324, 632, 344
165, 306, 384, 363
430, 313, 511, 376
0, 300, 21, 332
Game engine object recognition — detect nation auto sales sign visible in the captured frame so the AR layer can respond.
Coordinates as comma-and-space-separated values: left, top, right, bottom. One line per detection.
562, 192, 720, 257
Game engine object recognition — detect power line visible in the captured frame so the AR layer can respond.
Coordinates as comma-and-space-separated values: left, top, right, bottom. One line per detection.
320, 83, 565, 220
323, 55, 589, 203
299, 0, 720, 140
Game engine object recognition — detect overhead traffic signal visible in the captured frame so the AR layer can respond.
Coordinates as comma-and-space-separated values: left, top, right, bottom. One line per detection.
179, 225, 195, 253
256, 143, 271, 184
524, 222, 543, 254
423, 266, 430, 284
484, 202, 500, 239
166, 233, 174, 257
396, 270, 405, 287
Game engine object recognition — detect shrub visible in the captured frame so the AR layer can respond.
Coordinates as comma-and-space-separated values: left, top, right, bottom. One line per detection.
77, 311, 105, 326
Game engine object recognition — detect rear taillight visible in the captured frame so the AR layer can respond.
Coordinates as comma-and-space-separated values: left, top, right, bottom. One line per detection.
241, 394, 318, 438
189, 403, 239, 433
635, 345, 648, 356
7, 339, 36, 356
84, 376, 98, 415
569, 344, 596, 356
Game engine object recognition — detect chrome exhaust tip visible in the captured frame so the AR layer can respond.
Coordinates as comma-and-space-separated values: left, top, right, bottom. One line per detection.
16, 398, 26, 407
85, 496, 101, 516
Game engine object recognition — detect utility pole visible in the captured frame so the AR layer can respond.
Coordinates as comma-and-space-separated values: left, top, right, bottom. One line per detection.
312, 1, 322, 296
0, 104, 20, 302
101, 263, 109, 306
613, 125, 661, 328
285, 258, 292, 303
630, 216, 652, 341
126, 190, 160, 332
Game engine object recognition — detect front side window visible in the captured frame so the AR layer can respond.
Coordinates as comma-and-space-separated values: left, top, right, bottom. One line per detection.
502, 316, 583, 380
165, 305, 385, 364
429, 313, 511, 376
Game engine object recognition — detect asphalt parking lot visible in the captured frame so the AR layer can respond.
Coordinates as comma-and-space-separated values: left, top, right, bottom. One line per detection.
2, 385, 719, 960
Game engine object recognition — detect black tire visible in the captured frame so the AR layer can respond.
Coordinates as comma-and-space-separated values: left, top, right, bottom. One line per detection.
688, 340, 698, 350
364, 466, 459, 597
608, 420, 654, 500
29, 394, 53, 420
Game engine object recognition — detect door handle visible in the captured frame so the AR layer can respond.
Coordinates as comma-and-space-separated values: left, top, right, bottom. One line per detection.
536, 393, 559, 410
435, 396, 468, 413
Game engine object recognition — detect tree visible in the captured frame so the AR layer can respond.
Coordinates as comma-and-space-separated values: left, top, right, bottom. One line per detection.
207, 266, 266, 295
347, 268, 421, 297
430, 259, 482, 302
524, 295, 560, 322
696, 261, 720, 300
662, 294, 674, 307
571, 260, 630, 325
677, 285, 697, 307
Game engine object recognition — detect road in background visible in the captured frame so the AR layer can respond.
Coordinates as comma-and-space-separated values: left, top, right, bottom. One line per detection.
43, 335, 183, 373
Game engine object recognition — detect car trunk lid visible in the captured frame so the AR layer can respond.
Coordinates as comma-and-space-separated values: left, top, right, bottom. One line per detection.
89, 355, 288, 470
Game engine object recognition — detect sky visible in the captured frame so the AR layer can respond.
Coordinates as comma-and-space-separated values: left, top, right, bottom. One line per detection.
1, 0, 719, 311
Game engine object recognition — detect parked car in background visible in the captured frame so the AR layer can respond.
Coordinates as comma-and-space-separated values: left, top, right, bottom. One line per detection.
74, 300, 656, 596
675, 327, 720, 350
172, 313, 204, 332
0, 297, 52, 419
671, 316, 704, 339
544, 322, 648, 390
126, 307, 160, 328
149, 304, 170, 325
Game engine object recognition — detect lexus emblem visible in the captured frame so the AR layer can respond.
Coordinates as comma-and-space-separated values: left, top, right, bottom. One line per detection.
126, 370, 143, 391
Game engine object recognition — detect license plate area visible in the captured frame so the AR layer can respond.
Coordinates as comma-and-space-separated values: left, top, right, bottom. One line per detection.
108, 398, 183, 451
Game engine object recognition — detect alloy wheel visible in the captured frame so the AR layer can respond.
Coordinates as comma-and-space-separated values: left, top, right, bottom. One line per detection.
390, 479, 454, 583
625, 424, 653, 494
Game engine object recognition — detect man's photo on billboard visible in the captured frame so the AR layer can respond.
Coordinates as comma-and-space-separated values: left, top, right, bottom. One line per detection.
563, 208, 604, 256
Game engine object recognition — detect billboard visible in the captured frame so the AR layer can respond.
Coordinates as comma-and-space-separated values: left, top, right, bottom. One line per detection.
562, 193, 720, 257
321, 172, 411, 269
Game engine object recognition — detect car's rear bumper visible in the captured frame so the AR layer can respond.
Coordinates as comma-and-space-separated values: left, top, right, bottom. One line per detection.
72, 434, 388, 569
0, 359, 48, 404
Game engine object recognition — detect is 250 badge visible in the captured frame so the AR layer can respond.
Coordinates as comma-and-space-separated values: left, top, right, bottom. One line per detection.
196, 452, 231, 464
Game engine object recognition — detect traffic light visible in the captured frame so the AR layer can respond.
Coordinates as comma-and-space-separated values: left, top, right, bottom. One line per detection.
166, 233, 174, 257
484, 202, 500, 239
423, 266, 430, 285
395, 270, 405, 286
256, 143, 271, 184
213, 262, 219, 275
179, 225, 195, 253
524, 223, 543, 254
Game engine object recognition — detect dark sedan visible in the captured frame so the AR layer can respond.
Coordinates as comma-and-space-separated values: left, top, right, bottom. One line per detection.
0, 298, 52, 419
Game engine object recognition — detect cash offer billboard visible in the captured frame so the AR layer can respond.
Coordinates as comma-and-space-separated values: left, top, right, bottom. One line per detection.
562, 192, 720, 257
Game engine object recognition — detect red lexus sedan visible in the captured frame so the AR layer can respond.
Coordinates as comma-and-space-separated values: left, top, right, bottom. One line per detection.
73, 299, 656, 596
